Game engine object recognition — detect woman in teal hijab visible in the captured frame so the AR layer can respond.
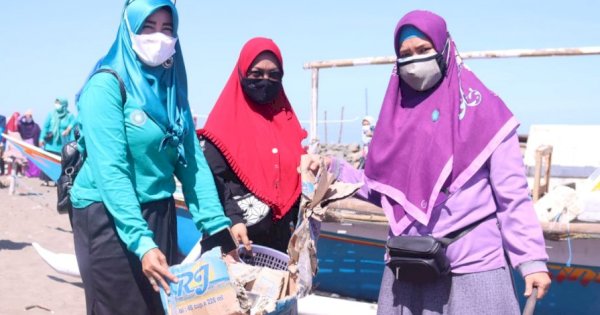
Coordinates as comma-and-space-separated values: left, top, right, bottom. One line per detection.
70, 1, 234, 314
39, 97, 75, 185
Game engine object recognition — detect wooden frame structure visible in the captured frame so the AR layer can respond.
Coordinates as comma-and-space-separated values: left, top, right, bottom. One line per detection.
532, 144, 553, 202
303, 46, 600, 144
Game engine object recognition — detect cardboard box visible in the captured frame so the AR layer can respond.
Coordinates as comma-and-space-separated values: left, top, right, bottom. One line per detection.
160, 248, 244, 315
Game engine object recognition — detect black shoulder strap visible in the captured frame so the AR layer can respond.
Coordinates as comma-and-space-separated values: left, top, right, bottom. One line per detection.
74, 68, 127, 160
438, 213, 495, 246
94, 68, 127, 105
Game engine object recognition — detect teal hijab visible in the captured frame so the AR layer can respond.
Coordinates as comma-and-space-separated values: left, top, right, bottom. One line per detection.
100, 0, 189, 166
52, 97, 69, 136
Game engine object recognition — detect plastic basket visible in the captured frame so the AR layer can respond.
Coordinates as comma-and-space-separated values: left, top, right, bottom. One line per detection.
238, 244, 289, 271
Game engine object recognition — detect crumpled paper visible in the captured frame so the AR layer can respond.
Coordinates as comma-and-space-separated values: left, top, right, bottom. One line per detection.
228, 263, 289, 314
287, 155, 362, 298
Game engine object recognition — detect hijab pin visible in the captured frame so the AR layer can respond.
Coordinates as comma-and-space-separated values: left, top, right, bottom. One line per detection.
162, 57, 174, 69
432, 109, 440, 122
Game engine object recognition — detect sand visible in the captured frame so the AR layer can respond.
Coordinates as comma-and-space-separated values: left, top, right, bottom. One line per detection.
0, 176, 84, 314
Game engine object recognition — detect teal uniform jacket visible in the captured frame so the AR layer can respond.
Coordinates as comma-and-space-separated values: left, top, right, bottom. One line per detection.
39, 111, 76, 153
71, 72, 231, 260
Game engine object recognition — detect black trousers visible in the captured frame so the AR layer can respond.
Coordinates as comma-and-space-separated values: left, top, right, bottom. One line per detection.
73, 198, 177, 315
0, 146, 4, 175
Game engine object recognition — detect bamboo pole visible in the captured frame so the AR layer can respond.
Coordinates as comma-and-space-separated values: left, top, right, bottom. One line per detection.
338, 106, 344, 144
323, 110, 328, 144
309, 68, 319, 147
303, 46, 600, 69
326, 198, 600, 236
325, 210, 388, 224
541, 222, 600, 235
328, 198, 385, 214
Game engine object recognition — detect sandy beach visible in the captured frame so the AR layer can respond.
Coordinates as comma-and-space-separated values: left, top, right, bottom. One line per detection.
0, 176, 84, 314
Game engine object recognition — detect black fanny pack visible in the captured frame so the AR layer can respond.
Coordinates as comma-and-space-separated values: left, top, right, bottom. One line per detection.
386, 214, 493, 283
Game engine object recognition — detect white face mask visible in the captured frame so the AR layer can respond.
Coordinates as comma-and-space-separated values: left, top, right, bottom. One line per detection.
55, 103, 62, 110
397, 51, 443, 91
125, 13, 177, 67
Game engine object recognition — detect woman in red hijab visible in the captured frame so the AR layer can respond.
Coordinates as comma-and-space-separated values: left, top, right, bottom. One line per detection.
4, 112, 24, 176
198, 37, 306, 253
6, 112, 20, 133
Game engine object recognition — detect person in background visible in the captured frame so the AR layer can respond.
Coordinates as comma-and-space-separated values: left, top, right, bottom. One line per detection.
39, 98, 76, 185
192, 111, 199, 130
3, 112, 25, 176
5, 113, 19, 133
198, 37, 307, 253
17, 110, 42, 178
0, 114, 6, 175
70, 1, 235, 314
361, 115, 376, 163
310, 10, 550, 315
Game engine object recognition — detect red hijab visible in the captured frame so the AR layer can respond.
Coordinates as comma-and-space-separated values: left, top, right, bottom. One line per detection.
6, 112, 20, 132
198, 37, 306, 220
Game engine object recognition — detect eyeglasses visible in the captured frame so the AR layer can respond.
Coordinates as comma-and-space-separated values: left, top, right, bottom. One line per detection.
246, 69, 283, 82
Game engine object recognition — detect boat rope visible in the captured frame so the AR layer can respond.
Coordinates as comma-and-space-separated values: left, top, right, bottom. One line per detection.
555, 211, 573, 267
566, 219, 573, 267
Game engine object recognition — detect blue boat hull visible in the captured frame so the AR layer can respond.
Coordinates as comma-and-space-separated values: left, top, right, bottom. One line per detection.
314, 230, 384, 301
314, 222, 600, 314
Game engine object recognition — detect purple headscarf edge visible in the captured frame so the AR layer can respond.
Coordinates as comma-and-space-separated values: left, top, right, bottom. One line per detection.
364, 10, 517, 235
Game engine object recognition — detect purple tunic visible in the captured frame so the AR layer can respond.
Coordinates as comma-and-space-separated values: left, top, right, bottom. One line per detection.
334, 131, 548, 277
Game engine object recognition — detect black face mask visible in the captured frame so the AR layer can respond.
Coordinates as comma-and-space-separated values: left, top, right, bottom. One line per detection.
241, 78, 282, 105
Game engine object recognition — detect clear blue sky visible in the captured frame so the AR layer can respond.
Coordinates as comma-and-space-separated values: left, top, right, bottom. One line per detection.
2, 0, 599, 143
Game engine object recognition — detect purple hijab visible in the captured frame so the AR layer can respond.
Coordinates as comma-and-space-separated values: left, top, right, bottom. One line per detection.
18, 117, 41, 146
364, 10, 518, 235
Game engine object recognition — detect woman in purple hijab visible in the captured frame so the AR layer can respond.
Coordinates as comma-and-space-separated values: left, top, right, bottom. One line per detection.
17, 110, 42, 177
318, 10, 550, 314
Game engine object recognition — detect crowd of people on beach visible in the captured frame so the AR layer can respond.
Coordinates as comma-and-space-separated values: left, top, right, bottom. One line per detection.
3, 1, 552, 314
0, 100, 76, 185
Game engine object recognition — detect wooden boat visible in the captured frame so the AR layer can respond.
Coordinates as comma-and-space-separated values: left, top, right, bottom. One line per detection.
2, 133, 61, 181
